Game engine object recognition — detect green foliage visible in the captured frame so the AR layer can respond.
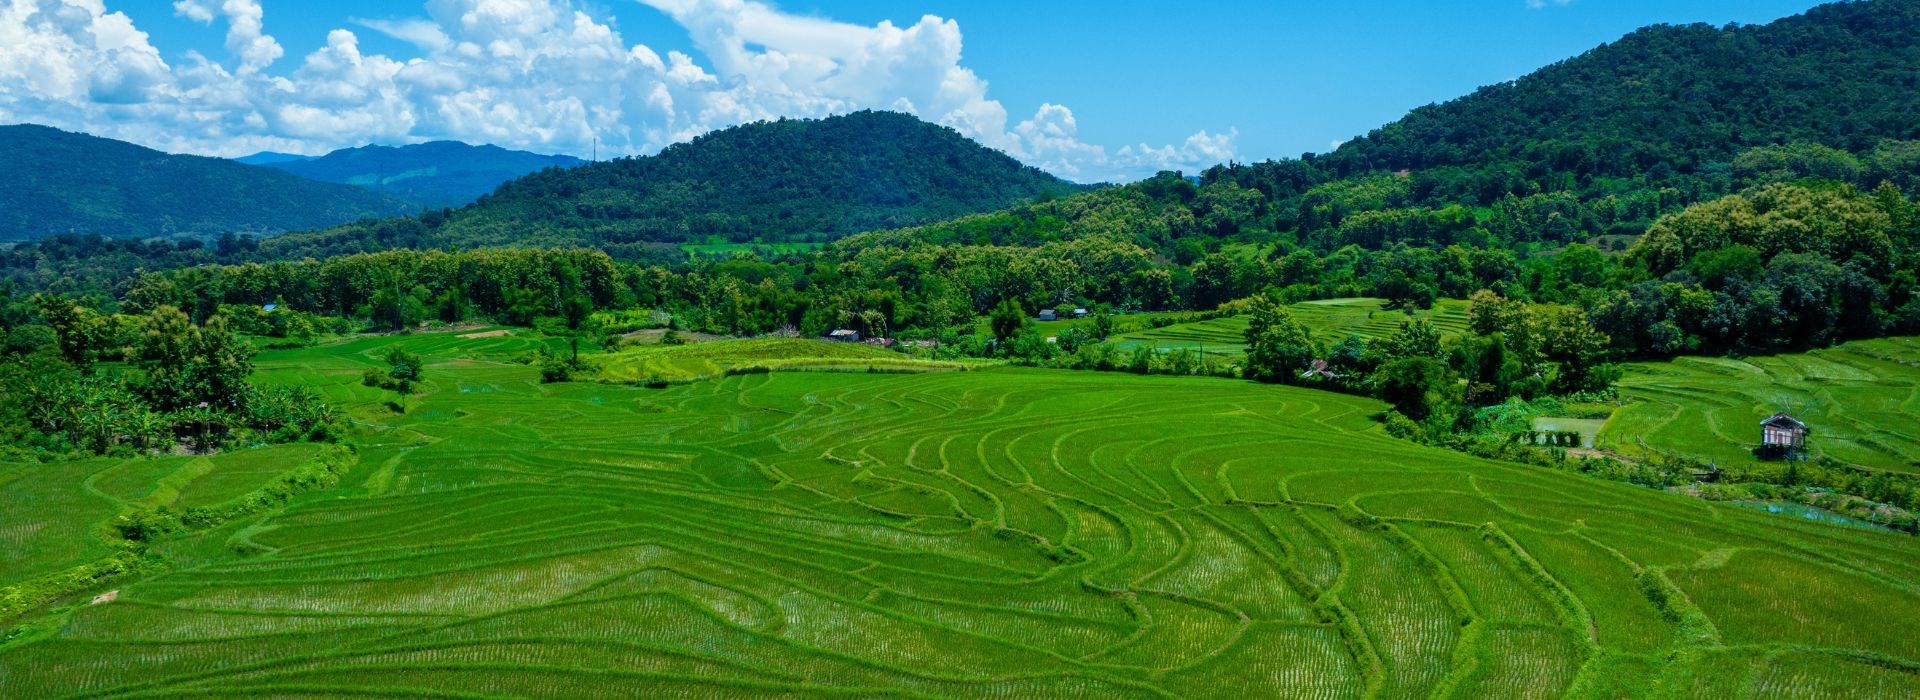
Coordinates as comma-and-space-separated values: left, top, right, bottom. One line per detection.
1319, 1, 1920, 194
0, 550, 159, 623
112, 445, 357, 541
1242, 293, 1318, 383
988, 298, 1029, 346
536, 348, 573, 383
363, 346, 425, 394
1373, 356, 1461, 422
262, 111, 1082, 253
136, 307, 255, 412
1632, 183, 1895, 277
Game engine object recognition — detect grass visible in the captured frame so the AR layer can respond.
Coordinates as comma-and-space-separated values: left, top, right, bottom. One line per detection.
1601, 336, 1920, 474
3, 330, 1917, 697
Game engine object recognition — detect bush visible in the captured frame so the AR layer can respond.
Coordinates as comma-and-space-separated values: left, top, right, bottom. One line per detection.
539, 354, 573, 383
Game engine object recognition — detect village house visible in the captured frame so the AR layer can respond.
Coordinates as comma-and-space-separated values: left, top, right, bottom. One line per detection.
826, 329, 861, 342
1037, 309, 1058, 322
1759, 412, 1808, 458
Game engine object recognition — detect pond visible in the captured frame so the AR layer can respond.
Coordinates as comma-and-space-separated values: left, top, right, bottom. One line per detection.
1731, 500, 1883, 531
1532, 416, 1609, 449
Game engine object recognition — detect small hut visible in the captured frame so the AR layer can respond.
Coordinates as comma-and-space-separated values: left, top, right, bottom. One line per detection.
827, 329, 861, 343
1758, 412, 1808, 459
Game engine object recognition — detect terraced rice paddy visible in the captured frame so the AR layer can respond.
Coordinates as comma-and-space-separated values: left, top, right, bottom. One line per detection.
592, 338, 968, 384
1108, 298, 1472, 356
4, 331, 1919, 697
1286, 298, 1473, 342
1603, 337, 1920, 474
1110, 316, 1252, 354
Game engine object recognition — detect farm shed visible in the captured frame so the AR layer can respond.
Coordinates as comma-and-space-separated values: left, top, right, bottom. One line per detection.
827, 329, 861, 342
1761, 412, 1808, 450
1037, 310, 1058, 322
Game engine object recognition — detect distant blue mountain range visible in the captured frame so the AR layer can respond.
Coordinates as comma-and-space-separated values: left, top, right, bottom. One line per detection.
242, 142, 586, 208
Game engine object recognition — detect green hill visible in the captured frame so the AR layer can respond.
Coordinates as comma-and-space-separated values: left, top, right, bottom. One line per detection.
257, 141, 585, 209
264, 110, 1085, 255
1317, 0, 1920, 182
0, 125, 417, 241
859, 0, 1920, 261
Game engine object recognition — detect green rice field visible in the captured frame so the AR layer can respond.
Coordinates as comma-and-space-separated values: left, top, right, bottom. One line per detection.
593, 338, 968, 384
3, 331, 1918, 697
1287, 297, 1473, 342
1107, 298, 1472, 356
1602, 337, 1920, 474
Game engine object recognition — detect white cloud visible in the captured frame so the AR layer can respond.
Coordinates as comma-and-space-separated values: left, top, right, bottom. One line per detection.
1526, 0, 1572, 8
175, 0, 281, 73
0, 0, 1235, 182
351, 17, 451, 52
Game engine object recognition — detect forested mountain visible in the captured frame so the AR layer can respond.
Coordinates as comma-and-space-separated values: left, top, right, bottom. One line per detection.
1315, 0, 1920, 187
856, 0, 1920, 257
0, 125, 416, 242
262, 110, 1085, 253
255, 142, 585, 208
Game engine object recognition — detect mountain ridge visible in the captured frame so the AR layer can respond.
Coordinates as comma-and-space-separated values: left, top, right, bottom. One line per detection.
0, 124, 417, 242
260, 110, 1088, 255
256, 141, 586, 209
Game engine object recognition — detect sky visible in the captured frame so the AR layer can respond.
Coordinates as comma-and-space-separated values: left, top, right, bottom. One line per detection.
0, 0, 1820, 183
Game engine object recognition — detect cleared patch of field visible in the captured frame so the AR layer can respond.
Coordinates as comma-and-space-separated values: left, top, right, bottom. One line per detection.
5, 335, 1916, 697
1601, 337, 1920, 473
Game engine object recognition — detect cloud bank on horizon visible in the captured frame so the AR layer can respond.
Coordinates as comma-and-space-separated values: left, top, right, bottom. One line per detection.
0, 0, 1237, 183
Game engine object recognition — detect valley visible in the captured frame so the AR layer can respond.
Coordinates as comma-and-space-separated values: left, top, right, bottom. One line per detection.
4, 335, 1917, 697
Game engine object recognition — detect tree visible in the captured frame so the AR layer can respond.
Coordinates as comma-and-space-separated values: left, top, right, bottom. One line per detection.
1687, 245, 1763, 290
367, 285, 428, 331
989, 298, 1029, 347
35, 294, 112, 370
1536, 308, 1615, 394
1089, 312, 1116, 341
383, 346, 424, 390
560, 291, 594, 365
1243, 293, 1318, 383
1373, 357, 1460, 422
137, 307, 254, 412
361, 345, 424, 411
1380, 318, 1444, 361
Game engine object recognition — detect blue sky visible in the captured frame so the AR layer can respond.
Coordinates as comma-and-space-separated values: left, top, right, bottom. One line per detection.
4, 0, 1818, 182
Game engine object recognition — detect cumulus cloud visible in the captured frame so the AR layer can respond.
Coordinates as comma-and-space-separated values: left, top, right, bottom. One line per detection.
0, 0, 1235, 182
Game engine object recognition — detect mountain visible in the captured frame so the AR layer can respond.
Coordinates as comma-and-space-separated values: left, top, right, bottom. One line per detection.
851, 0, 1920, 260
1314, 0, 1920, 183
234, 152, 314, 166
0, 125, 416, 242
264, 111, 1087, 255
256, 142, 585, 209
